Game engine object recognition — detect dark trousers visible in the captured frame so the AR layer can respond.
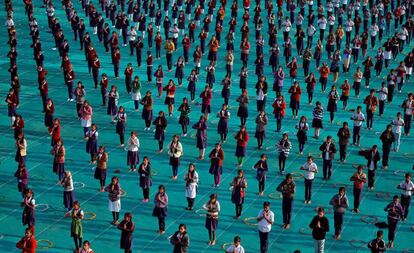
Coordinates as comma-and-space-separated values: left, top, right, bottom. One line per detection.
258, 178, 265, 192
353, 187, 362, 209
282, 197, 293, 224
401, 195, 411, 219
323, 159, 333, 179
404, 114, 412, 135
333, 211, 344, 236
158, 216, 165, 231
187, 197, 195, 208
379, 100, 385, 115
147, 66, 153, 82
92, 69, 99, 88
387, 217, 398, 241
339, 144, 347, 161
113, 63, 119, 77
67, 82, 74, 99
166, 53, 172, 70
259, 231, 269, 253
235, 204, 243, 217
353, 126, 361, 144
304, 178, 313, 201
366, 110, 373, 128
142, 187, 149, 199
382, 145, 391, 167
368, 169, 376, 188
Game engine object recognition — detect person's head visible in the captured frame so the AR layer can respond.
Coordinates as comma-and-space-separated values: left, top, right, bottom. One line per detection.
286, 173, 293, 183
263, 201, 270, 211
260, 153, 267, 160
65, 171, 72, 178
343, 122, 348, 128
173, 134, 180, 142
188, 163, 195, 172
179, 224, 187, 233
326, 136, 332, 143
158, 185, 165, 193
83, 241, 91, 250
99, 146, 105, 153
237, 169, 244, 177
25, 227, 33, 237
339, 187, 346, 196
405, 173, 412, 182
73, 201, 80, 210
215, 142, 221, 149
24, 188, 33, 197
159, 111, 164, 117
307, 156, 314, 164
317, 207, 325, 217
143, 156, 149, 164
357, 106, 362, 113
376, 230, 383, 239
386, 124, 392, 132
372, 145, 378, 152
209, 193, 217, 203
124, 212, 132, 221
91, 123, 97, 131
233, 236, 241, 246
393, 195, 400, 204
397, 112, 402, 119
111, 176, 118, 184
370, 89, 375, 95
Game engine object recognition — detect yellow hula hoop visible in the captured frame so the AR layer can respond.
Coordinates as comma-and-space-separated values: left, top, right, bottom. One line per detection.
83, 211, 97, 220
361, 215, 379, 224
243, 217, 258, 226
291, 172, 304, 180
268, 192, 282, 199
37, 239, 53, 249
120, 189, 127, 197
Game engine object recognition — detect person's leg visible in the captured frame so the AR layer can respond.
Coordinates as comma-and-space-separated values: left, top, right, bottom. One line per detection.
323, 159, 328, 179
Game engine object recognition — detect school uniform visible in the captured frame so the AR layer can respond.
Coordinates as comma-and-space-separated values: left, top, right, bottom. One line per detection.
368, 237, 386, 253
116, 112, 127, 144
141, 96, 153, 127
203, 201, 221, 235
86, 130, 99, 160
167, 141, 183, 177
117, 220, 135, 251
51, 145, 66, 180
329, 193, 349, 237
62, 177, 75, 210
235, 131, 249, 157
192, 121, 208, 149
107, 91, 119, 116
350, 172, 366, 210
296, 122, 309, 152
22, 196, 35, 227
152, 192, 168, 231
257, 209, 274, 253
302, 162, 318, 202
384, 201, 403, 242
15, 138, 27, 166
70, 208, 84, 241
94, 152, 108, 185
185, 170, 199, 209
276, 180, 295, 225
231, 176, 247, 217
153, 116, 167, 142
309, 215, 330, 253
170, 231, 189, 253
217, 110, 230, 135
226, 244, 245, 253
16, 235, 37, 253
209, 148, 224, 186
138, 163, 152, 199
319, 141, 336, 179
399, 179, 414, 220
105, 183, 121, 213
312, 106, 324, 129
14, 168, 28, 194
127, 136, 140, 167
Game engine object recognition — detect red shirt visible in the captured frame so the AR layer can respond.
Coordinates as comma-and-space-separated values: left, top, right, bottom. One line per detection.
235, 131, 249, 147
200, 91, 212, 105
182, 38, 191, 50
155, 36, 162, 46
16, 236, 37, 253
147, 55, 153, 66
163, 85, 176, 97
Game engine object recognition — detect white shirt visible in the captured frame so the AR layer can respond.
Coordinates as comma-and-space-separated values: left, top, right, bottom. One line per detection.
257, 209, 274, 232
307, 25, 316, 36
318, 18, 327, 30
392, 118, 405, 133
128, 30, 137, 41
226, 245, 245, 253
351, 112, 365, 127
377, 87, 388, 101
344, 20, 354, 32
301, 162, 318, 180
399, 180, 414, 196
127, 136, 140, 151
295, 15, 304, 25
282, 20, 292, 32
369, 25, 379, 37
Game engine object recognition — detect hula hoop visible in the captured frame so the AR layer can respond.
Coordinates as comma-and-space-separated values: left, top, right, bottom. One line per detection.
151, 169, 158, 176
120, 189, 127, 197
374, 131, 382, 136
299, 227, 312, 235
361, 215, 379, 224
243, 217, 258, 226
349, 240, 367, 249
194, 208, 206, 217
37, 239, 53, 249
394, 170, 409, 176
291, 172, 304, 180
313, 206, 333, 214
268, 192, 282, 199
73, 182, 85, 189
210, 119, 219, 124
83, 211, 97, 220
375, 191, 392, 199
221, 242, 233, 250
35, 204, 49, 212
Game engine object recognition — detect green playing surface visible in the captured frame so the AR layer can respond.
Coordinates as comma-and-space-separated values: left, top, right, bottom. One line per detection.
0, 1, 413, 252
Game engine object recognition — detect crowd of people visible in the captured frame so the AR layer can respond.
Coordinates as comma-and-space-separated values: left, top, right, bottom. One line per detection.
4, 0, 414, 251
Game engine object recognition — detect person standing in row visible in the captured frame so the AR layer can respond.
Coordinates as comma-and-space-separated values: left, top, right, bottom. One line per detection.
276, 133, 292, 175
153, 111, 168, 152
329, 187, 349, 240
138, 156, 152, 203
51, 138, 66, 182
141, 91, 153, 131
230, 169, 247, 219
367, 230, 386, 253
384, 195, 403, 248
152, 185, 168, 234
21, 188, 35, 233
300, 156, 318, 204
319, 136, 336, 180
66, 201, 84, 253
379, 125, 395, 170
225, 236, 245, 253
336, 122, 350, 163
254, 154, 268, 196
235, 125, 249, 167
126, 131, 139, 171
105, 176, 122, 225
184, 163, 198, 210
350, 165, 366, 213
350, 106, 365, 146
360, 145, 381, 190
277, 173, 296, 229
61, 171, 75, 211
257, 201, 274, 253
117, 212, 135, 253
203, 194, 220, 245
309, 207, 329, 253
391, 112, 404, 152
170, 224, 190, 253
85, 124, 99, 164
397, 173, 414, 222
16, 227, 37, 253
208, 143, 224, 187
94, 146, 108, 192
167, 135, 183, 180
115, 106, 127, 147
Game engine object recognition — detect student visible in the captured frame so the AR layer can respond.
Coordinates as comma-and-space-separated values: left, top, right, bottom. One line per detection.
254, 154, 268, 196
217, 104, 230, 143
80, 241, 94, 253
401, 93, 413, 136
61, 171, 75, 211
21, 188, 35, 232
236, 90, 249, 126
391, 112, 405, 152
127, 131, 140, 171
138, 156, 152, 202
235, 125, 249, 167
360, 145, 381, 190
312, 101, 324, 138
309, 207, 330, 253
192, 116, 208, 160
276, 133, 292, 175
163, 79, 177, 116
397, 173, 414, 222
272, 95, 286, 132
16, 227, 37, 253
379, 125, 395, 169
94, 146, 109, 192
295, 116, 309, 155
178, 98, 191, 136
350, 106, 365, 146
367, 230, 386, 253
350, 165, 367, 213
300, 156, 318, 204
329, 187, 349, 240
66, 201, 84, 252
105, 176, 122, 225
152, 185, 168, 234
225, 236, 245, 253
15, 133, 27, 167
336, 122, 351, 162
208, 143, 224, 187
384, 195, 403, 248
85, 124, 99, 164
255, 111, 268, 149
117, 212, 135, 253
131, 76, 142, 111
14, 165, 28, 197
257, 201, 274, 253
115, 106, 127, 147
364, 89, 379, 130
153, 111, 168, 152
50, 138, 66, 182
231, 169, 247, 219
167, 135, 183, 179
202, 194, 221, 245
277, 173, 296, 229
170, 224, 190, 253
107, 85, 120, 122
319, 136, 336, 180
141, 91, 154, 131
184, 163, 199, 210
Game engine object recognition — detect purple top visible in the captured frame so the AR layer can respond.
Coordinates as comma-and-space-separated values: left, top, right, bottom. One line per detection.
105, 183, 121, 201
154, 192, 168, 208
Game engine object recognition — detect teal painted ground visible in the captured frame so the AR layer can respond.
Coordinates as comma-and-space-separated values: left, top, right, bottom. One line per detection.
0, 1, 413, 253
